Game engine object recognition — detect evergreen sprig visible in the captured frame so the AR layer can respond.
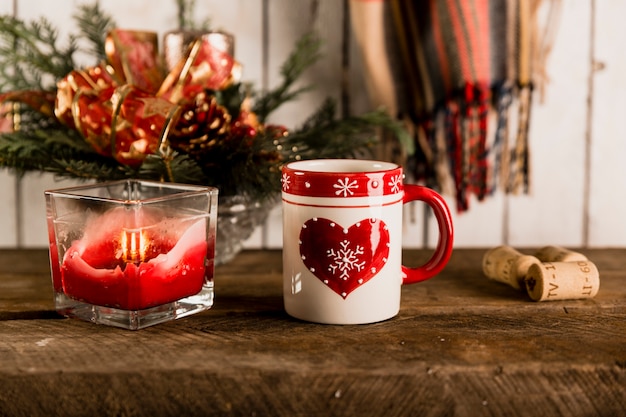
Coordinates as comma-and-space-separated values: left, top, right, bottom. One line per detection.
72, 2, 116, 61
253, 32, 323, 122
0, 15, 77, 91
0, 128, 120, 178
176, 0, 211, 31
0, 2, 410, 201
137, 152, 205, 185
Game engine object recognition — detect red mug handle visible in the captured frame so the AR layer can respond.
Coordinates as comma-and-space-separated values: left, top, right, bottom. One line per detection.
402, 185, 454, 284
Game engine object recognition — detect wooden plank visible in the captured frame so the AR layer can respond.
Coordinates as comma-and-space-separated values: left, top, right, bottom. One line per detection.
98, 0, 178, 33
265, 0, 344, 128
0, 249, 624, 416
507, 1, 590, 247
0, 2, 12, 15
0, 2, 19, 248
262, 204, 282, 248
346, 2, 371, 118
0, 172, 17, 247
0, 364, 622, 417
588, 0, 626, 247
15, 0, 82, 38
203, 0, 263, 87
19, 174, 84, 247
428, 193, 507, 249
401, 201, 426, 248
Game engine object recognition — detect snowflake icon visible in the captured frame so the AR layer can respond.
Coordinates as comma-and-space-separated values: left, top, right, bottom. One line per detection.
281, 173, 291, 191
327, 240, 366, 280
333, 177, 358, 197
388, 174, 402, 193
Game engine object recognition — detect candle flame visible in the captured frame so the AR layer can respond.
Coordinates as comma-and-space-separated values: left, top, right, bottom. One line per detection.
121, 229, 149, 263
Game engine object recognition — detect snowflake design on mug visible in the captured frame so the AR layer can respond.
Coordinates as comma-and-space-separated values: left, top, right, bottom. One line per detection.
388, 174, 402, 193
327, 240, 366, 280
333, 177, 358, 197
281, 173, 291, 191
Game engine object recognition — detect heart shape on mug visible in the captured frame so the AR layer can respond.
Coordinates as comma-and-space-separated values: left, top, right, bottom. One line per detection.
299, 217, 390, 299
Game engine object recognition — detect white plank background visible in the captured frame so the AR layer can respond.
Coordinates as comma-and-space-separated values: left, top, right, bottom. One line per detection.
1, 0, 624, 250
588, 0, 626, 247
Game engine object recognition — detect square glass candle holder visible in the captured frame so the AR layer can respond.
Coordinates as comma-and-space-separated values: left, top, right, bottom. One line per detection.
45, 180, 218, 330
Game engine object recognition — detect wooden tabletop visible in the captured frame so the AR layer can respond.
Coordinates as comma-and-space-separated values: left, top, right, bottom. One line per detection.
0, 248, 624, 416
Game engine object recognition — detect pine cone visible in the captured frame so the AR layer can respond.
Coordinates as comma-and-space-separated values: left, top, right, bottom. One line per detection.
169, 90, 232, 158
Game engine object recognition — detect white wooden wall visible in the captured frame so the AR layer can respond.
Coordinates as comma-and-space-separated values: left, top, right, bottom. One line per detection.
1, 0, 625, 249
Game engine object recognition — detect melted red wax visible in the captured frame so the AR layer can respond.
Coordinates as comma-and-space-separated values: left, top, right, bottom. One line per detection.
60, 213, 211, 311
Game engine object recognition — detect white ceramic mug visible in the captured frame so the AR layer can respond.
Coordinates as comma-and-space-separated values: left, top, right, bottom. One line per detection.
281, 159, 454, 324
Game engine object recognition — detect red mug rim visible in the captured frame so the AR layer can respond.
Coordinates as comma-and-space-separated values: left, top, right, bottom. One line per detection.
283, 159, 399, 173
282, 159, 403, 198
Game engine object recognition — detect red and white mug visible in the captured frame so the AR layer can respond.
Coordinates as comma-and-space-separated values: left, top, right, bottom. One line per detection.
281, 159, 454, 324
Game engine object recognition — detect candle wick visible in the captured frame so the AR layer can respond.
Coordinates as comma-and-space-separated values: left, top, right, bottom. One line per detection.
121, 230, 147, 264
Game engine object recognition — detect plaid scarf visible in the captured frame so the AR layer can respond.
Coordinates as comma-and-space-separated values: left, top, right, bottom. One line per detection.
350, 0, 560, 212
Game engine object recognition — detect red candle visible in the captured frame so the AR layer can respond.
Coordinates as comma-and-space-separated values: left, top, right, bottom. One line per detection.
60, 207, 210, 311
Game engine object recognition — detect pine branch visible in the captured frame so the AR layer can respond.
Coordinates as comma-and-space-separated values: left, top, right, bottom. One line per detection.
176, 0, 192, 30
73, 2, 117, 61
176, 0, 211, 31
51, 157, 129, 182
0, 128, 122, 179
279, 100, 375, 161
212, 83, 246, 121
138, 152, 206, 185
253, 32, 323, 122
284, 99, 413, 159
0, 16, 78, 91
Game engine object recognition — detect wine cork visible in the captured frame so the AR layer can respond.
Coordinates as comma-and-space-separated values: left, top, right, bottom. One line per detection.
482, 246, 540, 290
525, 261, 600, 302
534, 246, 587, 262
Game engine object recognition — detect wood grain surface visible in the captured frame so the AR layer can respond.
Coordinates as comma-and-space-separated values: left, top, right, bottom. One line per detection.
0, 249, 624, 416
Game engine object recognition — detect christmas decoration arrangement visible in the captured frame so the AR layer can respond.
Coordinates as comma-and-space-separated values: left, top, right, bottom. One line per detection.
0, 1, 408, 204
